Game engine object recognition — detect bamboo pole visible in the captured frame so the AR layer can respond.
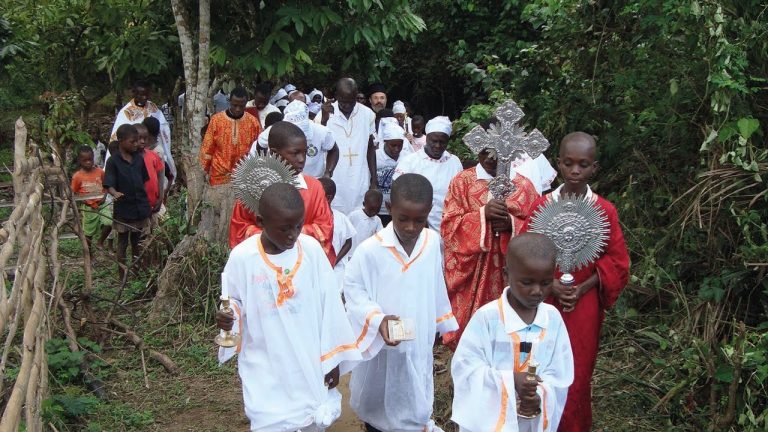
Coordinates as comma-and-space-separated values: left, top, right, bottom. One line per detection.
12, 118, 27, 205
0, 255, 46, 432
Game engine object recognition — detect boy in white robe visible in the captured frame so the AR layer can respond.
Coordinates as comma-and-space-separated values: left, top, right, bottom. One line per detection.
319, 178, 357, 293
344, 174, 459, 432
217, 183, 362, 432
451, 233, 574, 432
347, 190, 384, 258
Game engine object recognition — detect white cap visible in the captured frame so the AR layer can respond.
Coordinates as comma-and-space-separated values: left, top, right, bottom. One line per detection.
425, 116, 452, 136
393, 100, 406, 114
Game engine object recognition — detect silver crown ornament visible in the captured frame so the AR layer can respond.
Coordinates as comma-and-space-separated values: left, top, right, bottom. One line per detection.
231, 153, 298, 215
529, 194, 610, 281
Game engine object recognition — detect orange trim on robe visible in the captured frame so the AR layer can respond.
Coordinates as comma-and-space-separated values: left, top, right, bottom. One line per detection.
228, 175, 336, 265
198, 111, 261, 185
441, 168, 538, 350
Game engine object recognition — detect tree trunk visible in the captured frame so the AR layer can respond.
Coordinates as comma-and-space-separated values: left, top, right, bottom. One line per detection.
150, 0, 228, 322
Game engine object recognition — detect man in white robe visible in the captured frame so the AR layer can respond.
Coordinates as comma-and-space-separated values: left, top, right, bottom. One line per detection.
344, 174, 458, 431
246, 83, 281, 128
393, 116, 463, 234
254, 100, 339, 178
324, 78, 378, 214
110, 80, 177, 181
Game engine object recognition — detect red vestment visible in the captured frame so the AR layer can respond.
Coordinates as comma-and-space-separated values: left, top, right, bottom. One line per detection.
441, 167, 538, 350
521, 192, 630, 432
228, 174, 336, 264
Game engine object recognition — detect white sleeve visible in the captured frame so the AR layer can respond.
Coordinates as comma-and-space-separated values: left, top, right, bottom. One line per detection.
217, 259, 244, 365
343, 245, 386, 359
531, 315, 574, 432
451, 312, 520, 431
321, 126, 335, 151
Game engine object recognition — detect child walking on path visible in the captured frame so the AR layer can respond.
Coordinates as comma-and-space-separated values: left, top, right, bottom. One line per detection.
70, 145, 110, 247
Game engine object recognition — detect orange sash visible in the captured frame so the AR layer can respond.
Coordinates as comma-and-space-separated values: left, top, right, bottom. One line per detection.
257, 238, 304, 306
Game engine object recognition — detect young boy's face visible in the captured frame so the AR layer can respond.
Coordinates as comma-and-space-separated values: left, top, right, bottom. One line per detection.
324, 191, 335, 205
119, 133, 139, 154
557, 139, 597, 191
257, 206, 305, 252
271, 136, 307, 174
136, 127, 149, 150
412, 120, 425, 136
387, 198, 430, 245
78, 152, 94, 171
362, 195, 383, 217
505, 256, 554, 312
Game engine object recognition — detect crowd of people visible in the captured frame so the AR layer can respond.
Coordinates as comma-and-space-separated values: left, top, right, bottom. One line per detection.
71, 77, 630, 432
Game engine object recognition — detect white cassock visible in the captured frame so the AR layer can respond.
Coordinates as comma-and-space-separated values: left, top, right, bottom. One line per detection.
393, 149, 463, 234
344, 225, 459, 431
331, 209, 356, 293
246, 100, 281, 128
325, 102, 376, 214
347, 208, 383, 258
510, 154, 557, 195
451, 289, 574, 432
219, 234, 362, 432
109, 99, 177, 182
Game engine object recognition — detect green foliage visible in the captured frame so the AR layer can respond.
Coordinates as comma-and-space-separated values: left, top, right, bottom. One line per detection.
208, 0, 425, 85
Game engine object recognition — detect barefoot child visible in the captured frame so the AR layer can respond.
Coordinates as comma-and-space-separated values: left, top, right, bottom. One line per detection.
344, 173, 458, 431
451, 233, 574, 431
70, 146, 110, 247
217, 182, 361, 431
319, 177, 356, 292
103, 125, 151, 279
521, 132, 630, 431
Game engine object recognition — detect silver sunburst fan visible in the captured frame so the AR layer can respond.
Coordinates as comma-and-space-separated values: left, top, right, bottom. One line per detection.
231, 153, 298, 215
529, 194, 610, 275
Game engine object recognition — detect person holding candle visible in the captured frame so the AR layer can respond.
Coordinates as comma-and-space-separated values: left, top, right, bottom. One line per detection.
216, 182, 361, 432
451, 232, 574, 432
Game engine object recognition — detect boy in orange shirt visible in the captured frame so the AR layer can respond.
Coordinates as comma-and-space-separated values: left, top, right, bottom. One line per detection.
70, 146, 110, 247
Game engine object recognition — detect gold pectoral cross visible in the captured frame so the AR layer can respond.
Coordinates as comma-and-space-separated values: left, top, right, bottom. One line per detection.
343, 148, 359, 166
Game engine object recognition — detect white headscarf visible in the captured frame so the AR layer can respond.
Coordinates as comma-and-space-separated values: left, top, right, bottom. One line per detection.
308, 89, 323, 103
283, 100, 311, 138
270, 88, 288, 105
380, 117, 406, 141
275, 99, 289, 110
284, 84, 297, 93
308, 102, 322, 115
392, 100, 406, 114
425, 116, 452, 136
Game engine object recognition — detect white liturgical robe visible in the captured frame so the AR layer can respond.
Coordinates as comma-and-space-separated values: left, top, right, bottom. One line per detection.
219, 234, 362, 432
451, 289, 574, 432
326, 102, 376, 214
393, 149, 463, 234
344, 225, 459, 431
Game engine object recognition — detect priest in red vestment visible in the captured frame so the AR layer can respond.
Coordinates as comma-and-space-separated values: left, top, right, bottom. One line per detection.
441, 148, 538, 350
521, 132, 630, 431
229, 121, 335, 264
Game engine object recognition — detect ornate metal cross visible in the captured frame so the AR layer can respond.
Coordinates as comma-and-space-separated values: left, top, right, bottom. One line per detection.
231, 153, 298, 215
462, 100, 551, 200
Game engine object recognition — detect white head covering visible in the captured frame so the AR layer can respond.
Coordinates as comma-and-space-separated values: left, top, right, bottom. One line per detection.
308, 102, 322, 115
284, 84, 297, 93
275, 99, 289, 110
425, 116, 452, 136
392, 100, 406, 114
282, 100, 311, 138
380, 117, 406, 141
308, 89, 323, 103
270, 88, 288, 105
257, 125, 271, 149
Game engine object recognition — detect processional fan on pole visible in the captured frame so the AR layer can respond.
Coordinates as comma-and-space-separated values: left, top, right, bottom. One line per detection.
462, 100, 550, 236
214, 153, 297, 348
529, 193, 611, 294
